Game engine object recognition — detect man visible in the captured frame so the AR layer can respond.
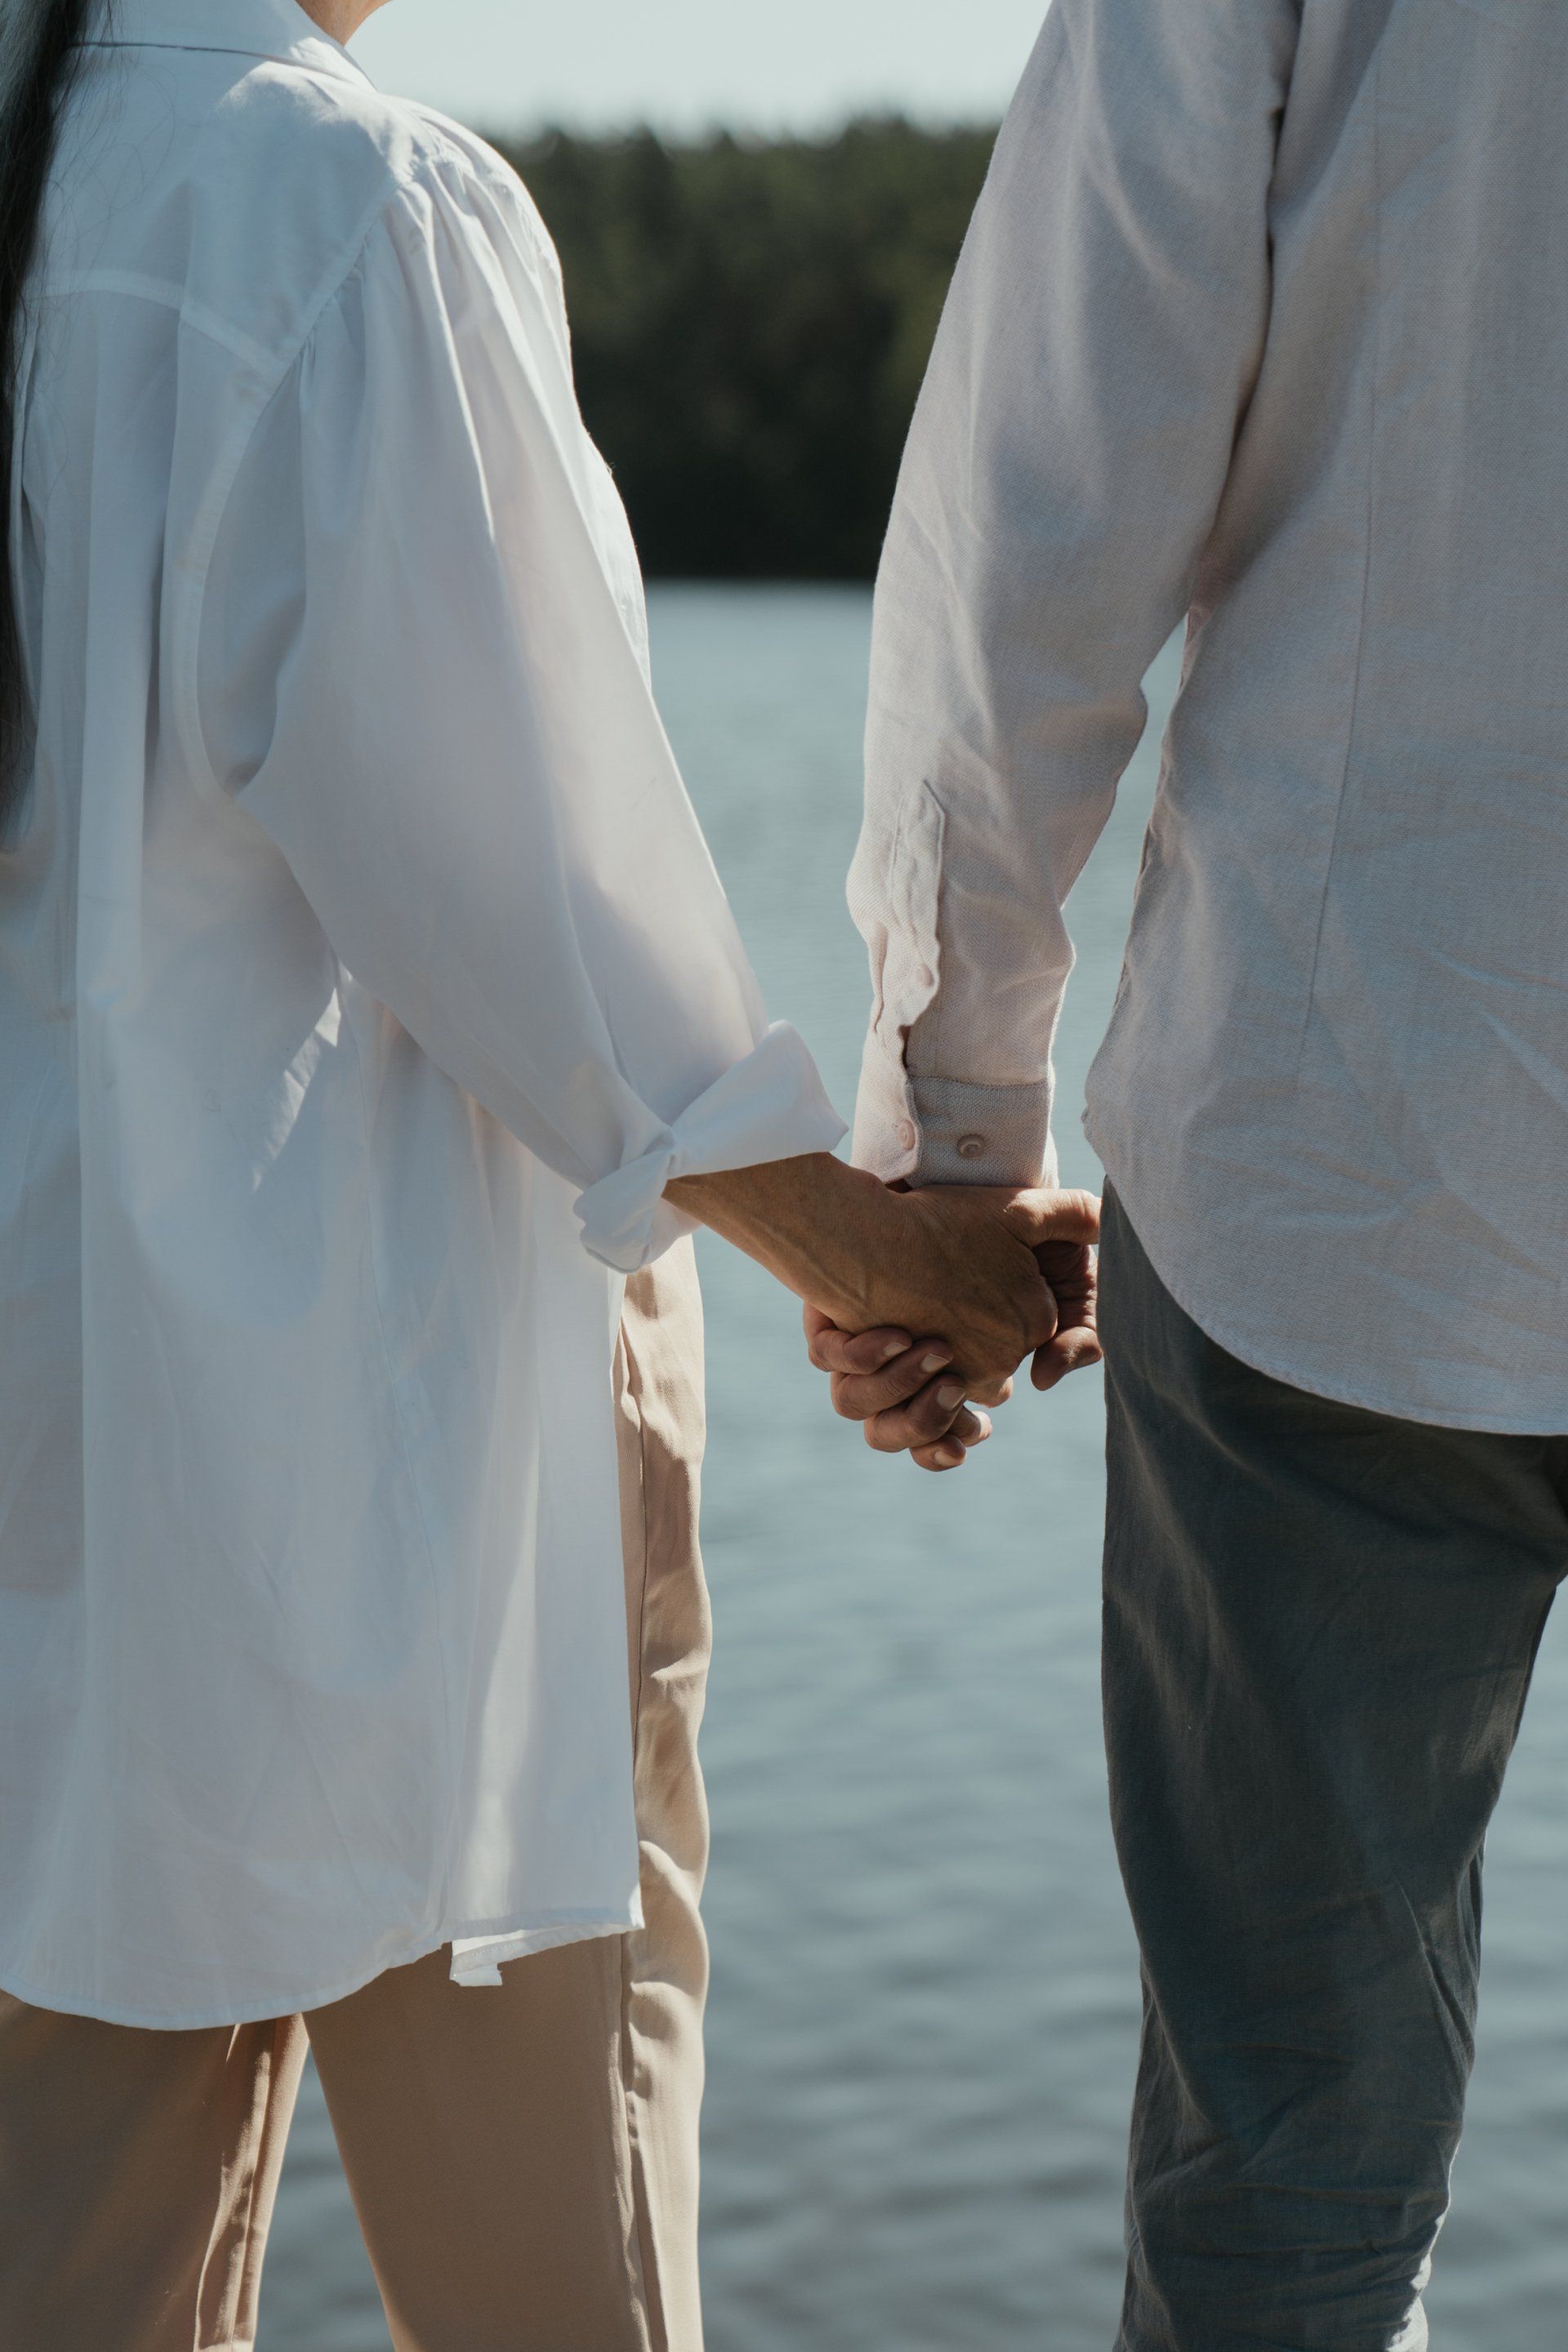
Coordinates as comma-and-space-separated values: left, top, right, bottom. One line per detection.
812, 0, 1568, 2343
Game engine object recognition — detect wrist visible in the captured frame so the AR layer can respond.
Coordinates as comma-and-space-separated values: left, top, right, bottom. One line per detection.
666, 1152, 893, 1312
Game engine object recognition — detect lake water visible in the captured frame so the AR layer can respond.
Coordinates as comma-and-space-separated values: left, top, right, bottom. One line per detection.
256, 585, 1568, 2351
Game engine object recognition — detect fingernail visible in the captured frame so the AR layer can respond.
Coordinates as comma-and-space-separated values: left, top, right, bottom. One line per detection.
934, 1446, 961, 1468
937, 1383, 964, 1410
880, 1337, 907, 1363
972, 1414, 992, 1443
921, 1350, 952, 1374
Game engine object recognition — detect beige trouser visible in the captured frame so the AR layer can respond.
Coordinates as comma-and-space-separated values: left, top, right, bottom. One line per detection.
0, 1249, 710, 2352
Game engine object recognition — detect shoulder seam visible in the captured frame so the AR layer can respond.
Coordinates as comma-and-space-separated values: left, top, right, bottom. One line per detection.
48, 140, 505, 389
176, 131, 529, 804
38, 272, 277, 373
172, 161, 418, 804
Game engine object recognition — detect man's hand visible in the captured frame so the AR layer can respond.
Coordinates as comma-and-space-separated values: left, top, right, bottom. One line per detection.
803, 1213, 1102, 1472
804, 1311, 1002, 1472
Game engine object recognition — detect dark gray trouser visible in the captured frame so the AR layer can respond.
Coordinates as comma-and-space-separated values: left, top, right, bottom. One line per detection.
1099, 1187, 1568, 2352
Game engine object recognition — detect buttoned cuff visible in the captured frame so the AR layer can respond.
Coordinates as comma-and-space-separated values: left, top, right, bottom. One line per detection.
908, 1078, 1056, 1187
576, 1022, 847, 1273
853, 1041, 1055, 1190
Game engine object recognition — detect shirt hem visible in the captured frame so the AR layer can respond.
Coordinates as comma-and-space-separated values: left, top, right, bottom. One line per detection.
0, 1902, 639, 2031
1093, 1123, 1568, 1438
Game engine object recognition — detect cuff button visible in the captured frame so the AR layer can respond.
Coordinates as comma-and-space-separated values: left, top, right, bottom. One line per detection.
896, 1119, 917, 1150
956, 1134, 986, 1160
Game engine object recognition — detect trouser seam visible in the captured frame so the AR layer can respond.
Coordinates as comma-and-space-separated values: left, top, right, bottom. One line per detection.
199, 2022, 285, 2352
618, 1308, 666, 2352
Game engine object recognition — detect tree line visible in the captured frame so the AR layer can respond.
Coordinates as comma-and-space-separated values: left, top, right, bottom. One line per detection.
492, 119, 998, 581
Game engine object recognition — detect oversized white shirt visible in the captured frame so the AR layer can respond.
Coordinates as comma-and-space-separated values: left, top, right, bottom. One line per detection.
0, 0, 843, 2027
852, 0, 1568, 1433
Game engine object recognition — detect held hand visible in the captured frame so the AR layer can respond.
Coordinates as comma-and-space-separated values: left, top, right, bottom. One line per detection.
663, 1156, 1098, 1454
804, 1194, 1102, 1470
803, 1308, 1003, 1472
1027, 1231, 1102, 1392
853, 1180, 1100, 1401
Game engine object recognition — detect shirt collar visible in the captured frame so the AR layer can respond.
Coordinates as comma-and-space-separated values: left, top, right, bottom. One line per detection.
89, 0, 373, 90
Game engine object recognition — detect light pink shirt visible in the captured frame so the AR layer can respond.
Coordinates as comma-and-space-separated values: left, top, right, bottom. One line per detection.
852, 0, 1568, 1434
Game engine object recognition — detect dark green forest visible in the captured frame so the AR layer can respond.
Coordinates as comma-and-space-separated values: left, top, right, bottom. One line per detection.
492, 119, 998, 580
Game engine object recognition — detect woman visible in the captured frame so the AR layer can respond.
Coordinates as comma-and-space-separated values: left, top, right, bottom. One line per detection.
0, 2, 1096, 2345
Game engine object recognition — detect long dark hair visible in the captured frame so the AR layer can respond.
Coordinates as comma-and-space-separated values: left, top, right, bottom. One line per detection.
1, 0, 102, 835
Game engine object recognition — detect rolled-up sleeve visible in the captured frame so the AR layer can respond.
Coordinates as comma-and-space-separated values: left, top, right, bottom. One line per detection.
198, 146, 844, 1272
849, 0, 1300, 1188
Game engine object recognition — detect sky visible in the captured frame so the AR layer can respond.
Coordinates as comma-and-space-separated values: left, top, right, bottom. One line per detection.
353, 0, 1050, 136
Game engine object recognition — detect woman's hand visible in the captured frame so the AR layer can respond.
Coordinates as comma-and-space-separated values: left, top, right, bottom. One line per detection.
666, 1153, 1099, 1407
825, 1177, 1099, 1398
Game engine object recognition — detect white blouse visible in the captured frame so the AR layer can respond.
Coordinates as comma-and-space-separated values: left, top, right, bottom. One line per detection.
0, 0, 843, 2027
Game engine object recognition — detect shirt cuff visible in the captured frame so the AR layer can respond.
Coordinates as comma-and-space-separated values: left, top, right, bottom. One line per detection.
853, 1041, 1055, 1190
575, 1022, 847, 1273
